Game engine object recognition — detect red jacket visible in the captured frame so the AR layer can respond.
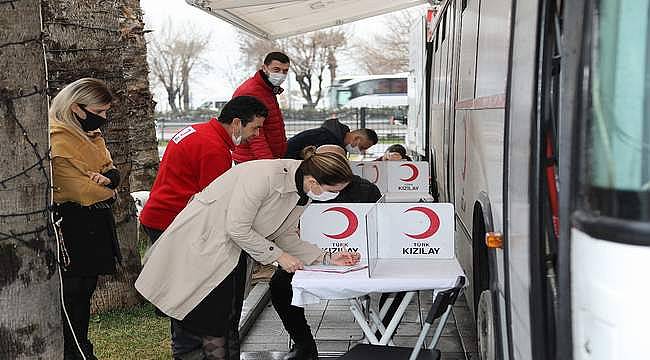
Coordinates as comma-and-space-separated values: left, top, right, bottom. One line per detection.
232, 70, 287, 162
140, 119, 234, 230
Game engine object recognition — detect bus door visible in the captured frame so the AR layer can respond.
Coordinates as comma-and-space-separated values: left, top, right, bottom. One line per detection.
559, 0, 650, 358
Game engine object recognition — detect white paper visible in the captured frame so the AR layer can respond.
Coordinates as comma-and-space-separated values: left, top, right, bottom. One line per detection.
301, 264, 368, 274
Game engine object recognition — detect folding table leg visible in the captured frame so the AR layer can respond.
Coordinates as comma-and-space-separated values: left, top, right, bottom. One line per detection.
378, 295, 395, 320
369, 309, 387, 334
378, 291, 415, 345
368, 309, 395, 346
349, 299, 380, 344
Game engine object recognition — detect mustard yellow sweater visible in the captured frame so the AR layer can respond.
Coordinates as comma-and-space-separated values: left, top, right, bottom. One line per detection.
50, 119, 116, 206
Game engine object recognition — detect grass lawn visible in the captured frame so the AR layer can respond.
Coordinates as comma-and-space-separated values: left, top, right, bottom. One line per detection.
89, 303, 171, 359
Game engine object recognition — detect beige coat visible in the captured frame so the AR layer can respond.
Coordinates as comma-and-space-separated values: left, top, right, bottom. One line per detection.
135, 159, 323, 319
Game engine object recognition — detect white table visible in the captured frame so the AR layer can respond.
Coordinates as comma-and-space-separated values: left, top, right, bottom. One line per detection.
291, 259, 465, 346
382, 192, 435, 203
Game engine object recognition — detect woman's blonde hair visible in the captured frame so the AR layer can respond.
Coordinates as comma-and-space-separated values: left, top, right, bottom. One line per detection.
49, 78, 113, 136
299, 151, 353, 186
300, 145, 318, 160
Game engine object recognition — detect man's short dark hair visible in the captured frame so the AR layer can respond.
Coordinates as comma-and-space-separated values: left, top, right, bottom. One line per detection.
356, 128, 379, 145
218, 96, 268, 126
264, 52, 290, 65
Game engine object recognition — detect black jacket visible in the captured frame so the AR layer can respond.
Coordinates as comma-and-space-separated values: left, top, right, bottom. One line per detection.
56, 168, 122, 276
285, 119, 350, 159
317, 175, 382, 204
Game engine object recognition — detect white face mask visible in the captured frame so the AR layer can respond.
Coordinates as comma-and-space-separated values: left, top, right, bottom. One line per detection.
268, 72, 287, 87
345, 144, 362, 154
232, 123, 242, 145
306, 182, 339, 201
307, 189, 340, 201
232, 134, 242, 145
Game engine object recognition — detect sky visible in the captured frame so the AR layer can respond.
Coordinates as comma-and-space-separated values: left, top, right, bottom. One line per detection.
139, 0, 427, 111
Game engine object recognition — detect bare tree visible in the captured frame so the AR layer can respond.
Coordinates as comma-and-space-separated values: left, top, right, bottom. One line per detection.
289, 30, 347, 108
239, 29, 347, 108
238, 33, 282, 71
148, 20, 209, 112
216, 56, 249, 90
356, 8, 421, 74
0, 1, 62, 358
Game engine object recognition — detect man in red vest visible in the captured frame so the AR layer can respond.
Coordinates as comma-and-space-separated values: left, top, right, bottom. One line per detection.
232, 52, 290, 163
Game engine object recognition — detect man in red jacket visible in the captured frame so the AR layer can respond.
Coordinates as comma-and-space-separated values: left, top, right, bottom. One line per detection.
232, 52, 290, 163
139, 95, 267, 360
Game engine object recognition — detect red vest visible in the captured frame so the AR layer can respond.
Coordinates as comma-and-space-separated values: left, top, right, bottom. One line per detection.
140, 120, 234, 230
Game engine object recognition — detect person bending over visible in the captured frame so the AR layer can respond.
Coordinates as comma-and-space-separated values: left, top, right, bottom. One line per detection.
270, 144, 382, 360
136, 153, 361, 360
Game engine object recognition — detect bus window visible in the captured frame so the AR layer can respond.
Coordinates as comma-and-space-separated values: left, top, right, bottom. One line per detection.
351, 79, 389, 98
586, 0, 650, 221
337, 90, 351, 107
391, 78, 408, 93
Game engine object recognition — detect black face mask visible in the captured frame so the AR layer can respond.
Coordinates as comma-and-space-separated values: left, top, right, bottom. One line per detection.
74, 104, 107, 132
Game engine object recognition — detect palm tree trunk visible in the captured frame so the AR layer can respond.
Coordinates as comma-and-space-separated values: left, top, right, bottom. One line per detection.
0, 1, 62, 358
42, 0, 156, 313
121, 0, 159, 192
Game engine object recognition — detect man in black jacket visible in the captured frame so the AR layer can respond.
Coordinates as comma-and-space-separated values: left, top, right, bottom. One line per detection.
285, 117, 378, 159
271, 144, 381, 360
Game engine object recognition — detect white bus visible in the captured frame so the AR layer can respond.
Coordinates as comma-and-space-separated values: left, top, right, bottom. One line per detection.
411, 0, 650, 359
328, 73, 408, 109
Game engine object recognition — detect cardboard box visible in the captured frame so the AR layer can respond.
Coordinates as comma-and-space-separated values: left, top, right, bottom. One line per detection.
300, 202, 454, 277
361, 161, 430, 194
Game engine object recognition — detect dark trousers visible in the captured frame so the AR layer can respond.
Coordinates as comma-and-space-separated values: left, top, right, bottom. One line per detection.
62, 275, 98, 360
270, 268, 315, 345
143, 225, 242, 359
143, 226, 202, 358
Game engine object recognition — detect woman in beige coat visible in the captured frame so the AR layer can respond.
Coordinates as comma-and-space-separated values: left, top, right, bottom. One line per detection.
136, 152, 359, 360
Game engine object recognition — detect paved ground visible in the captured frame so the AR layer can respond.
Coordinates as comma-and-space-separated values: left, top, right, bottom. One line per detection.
240, 288, 479, 359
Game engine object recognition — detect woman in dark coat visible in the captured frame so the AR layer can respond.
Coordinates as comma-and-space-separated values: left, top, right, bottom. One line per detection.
50, 78, 121, 360
375, 144, 413, 161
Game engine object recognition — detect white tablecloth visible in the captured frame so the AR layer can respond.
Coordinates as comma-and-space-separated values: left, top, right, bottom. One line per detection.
291, 258, 465, 306
383, 192, 435, 202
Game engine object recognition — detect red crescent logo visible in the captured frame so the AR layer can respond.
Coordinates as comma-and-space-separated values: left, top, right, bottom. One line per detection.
369, 164, 379, 184
403, 206, 440, 239
322, 207, 358, 239
400, 163, 419, 182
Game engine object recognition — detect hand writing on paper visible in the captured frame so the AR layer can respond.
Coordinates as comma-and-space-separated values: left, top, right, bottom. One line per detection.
277, 252, 304, 273
331, 251, 361, 266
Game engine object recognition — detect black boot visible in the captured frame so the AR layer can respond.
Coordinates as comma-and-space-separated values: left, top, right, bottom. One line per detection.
283, 339, 318, 360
